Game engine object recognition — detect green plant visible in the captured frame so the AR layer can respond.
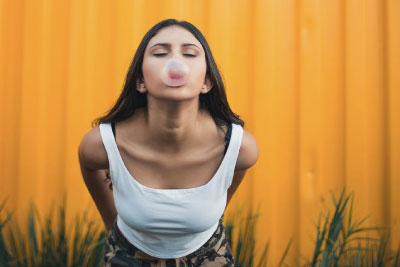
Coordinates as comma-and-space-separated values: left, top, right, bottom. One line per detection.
0, 197, 13, 265
225, 188, 400, 267
0, 197, 106, 267
224, 203, 292, 267
307, 188, 400, 267
1, 188, 399, 267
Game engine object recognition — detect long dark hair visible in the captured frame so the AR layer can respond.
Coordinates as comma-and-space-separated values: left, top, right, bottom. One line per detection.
93, 19, 244, 190
92, 18, 244, 128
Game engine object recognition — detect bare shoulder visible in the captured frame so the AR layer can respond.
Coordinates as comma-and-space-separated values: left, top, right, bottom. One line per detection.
235, 128, 259, 171
78, 126, 109, 171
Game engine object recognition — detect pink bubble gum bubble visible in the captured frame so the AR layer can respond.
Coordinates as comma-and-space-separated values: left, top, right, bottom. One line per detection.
161, 59, 190, 87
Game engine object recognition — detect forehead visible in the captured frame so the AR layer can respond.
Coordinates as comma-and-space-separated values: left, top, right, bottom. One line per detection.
147, 26, 202, 50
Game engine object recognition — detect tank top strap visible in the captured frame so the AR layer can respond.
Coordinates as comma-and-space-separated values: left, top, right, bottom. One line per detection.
111, 121, 116, 140
99, 122, 124, 187
223, 123, 232, 155
223, 123, 244, 189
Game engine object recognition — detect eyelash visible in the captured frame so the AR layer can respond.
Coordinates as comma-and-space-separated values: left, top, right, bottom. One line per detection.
153, 53, 196, 57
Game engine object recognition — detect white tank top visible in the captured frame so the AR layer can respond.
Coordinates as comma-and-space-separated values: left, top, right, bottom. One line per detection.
99, 122, 243, 258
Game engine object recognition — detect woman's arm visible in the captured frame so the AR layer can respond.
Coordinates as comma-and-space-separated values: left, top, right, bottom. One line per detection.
78, 127, 118, 231
227, 169, 247, 206
226, 129, 259, 208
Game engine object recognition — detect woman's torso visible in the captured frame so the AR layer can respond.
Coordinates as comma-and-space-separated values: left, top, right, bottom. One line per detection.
96, 107, 244, 258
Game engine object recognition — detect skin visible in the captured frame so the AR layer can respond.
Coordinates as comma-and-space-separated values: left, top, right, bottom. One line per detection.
78, 25, 259, 233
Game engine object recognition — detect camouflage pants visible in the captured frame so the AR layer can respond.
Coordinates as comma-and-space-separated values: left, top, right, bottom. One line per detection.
104, 215, 234, 267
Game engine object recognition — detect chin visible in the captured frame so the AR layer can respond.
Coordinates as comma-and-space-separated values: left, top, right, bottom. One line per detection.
149, 92, 201, 102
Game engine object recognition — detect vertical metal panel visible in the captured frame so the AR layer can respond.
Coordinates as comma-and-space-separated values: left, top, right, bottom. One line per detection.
387, 0, 400, 250
0, 0, 399, 265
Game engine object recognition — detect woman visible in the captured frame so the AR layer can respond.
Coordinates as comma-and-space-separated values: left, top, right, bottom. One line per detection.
78, 19, 259, 267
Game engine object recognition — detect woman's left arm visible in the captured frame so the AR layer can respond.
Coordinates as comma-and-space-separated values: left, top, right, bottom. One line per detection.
226, 129, 259, 207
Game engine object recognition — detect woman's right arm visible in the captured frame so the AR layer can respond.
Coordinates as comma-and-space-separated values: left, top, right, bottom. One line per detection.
78, 126, 118, 231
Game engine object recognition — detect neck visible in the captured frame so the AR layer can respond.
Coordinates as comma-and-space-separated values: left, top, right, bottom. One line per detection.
140, 97, 206, 152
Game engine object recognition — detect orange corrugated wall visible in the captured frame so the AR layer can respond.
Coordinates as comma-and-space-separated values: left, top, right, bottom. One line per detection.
1, 0, 399, 265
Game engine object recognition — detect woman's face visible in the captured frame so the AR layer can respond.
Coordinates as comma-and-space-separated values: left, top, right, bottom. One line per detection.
141, 26, 209, 102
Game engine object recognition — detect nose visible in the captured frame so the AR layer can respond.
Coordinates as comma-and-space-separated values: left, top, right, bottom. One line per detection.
161, 58, 190, 87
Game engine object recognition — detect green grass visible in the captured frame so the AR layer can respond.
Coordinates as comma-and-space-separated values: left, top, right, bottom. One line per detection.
1, 188, 399, 266
224, 188, 400, 267
0, 197, 106, 267
224, 202, 292, 267
307, 188, 399, 267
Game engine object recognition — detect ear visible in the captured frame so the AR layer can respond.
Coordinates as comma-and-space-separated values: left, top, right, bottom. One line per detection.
201, 76, 213, 94
136, 78, 147, 93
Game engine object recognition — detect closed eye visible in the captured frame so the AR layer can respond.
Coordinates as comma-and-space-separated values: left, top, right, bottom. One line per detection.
152, 53, 197, 57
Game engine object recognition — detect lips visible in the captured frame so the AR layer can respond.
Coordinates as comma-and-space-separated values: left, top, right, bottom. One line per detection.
161, 59, 190, 87
168, 72, 183, 80
165, 73, 186, 87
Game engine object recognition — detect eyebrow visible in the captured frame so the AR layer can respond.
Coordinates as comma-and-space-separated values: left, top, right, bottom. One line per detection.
149, 43, 201, 50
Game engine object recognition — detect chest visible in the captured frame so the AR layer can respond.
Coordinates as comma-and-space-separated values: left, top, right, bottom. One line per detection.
116, 140, 227, 190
